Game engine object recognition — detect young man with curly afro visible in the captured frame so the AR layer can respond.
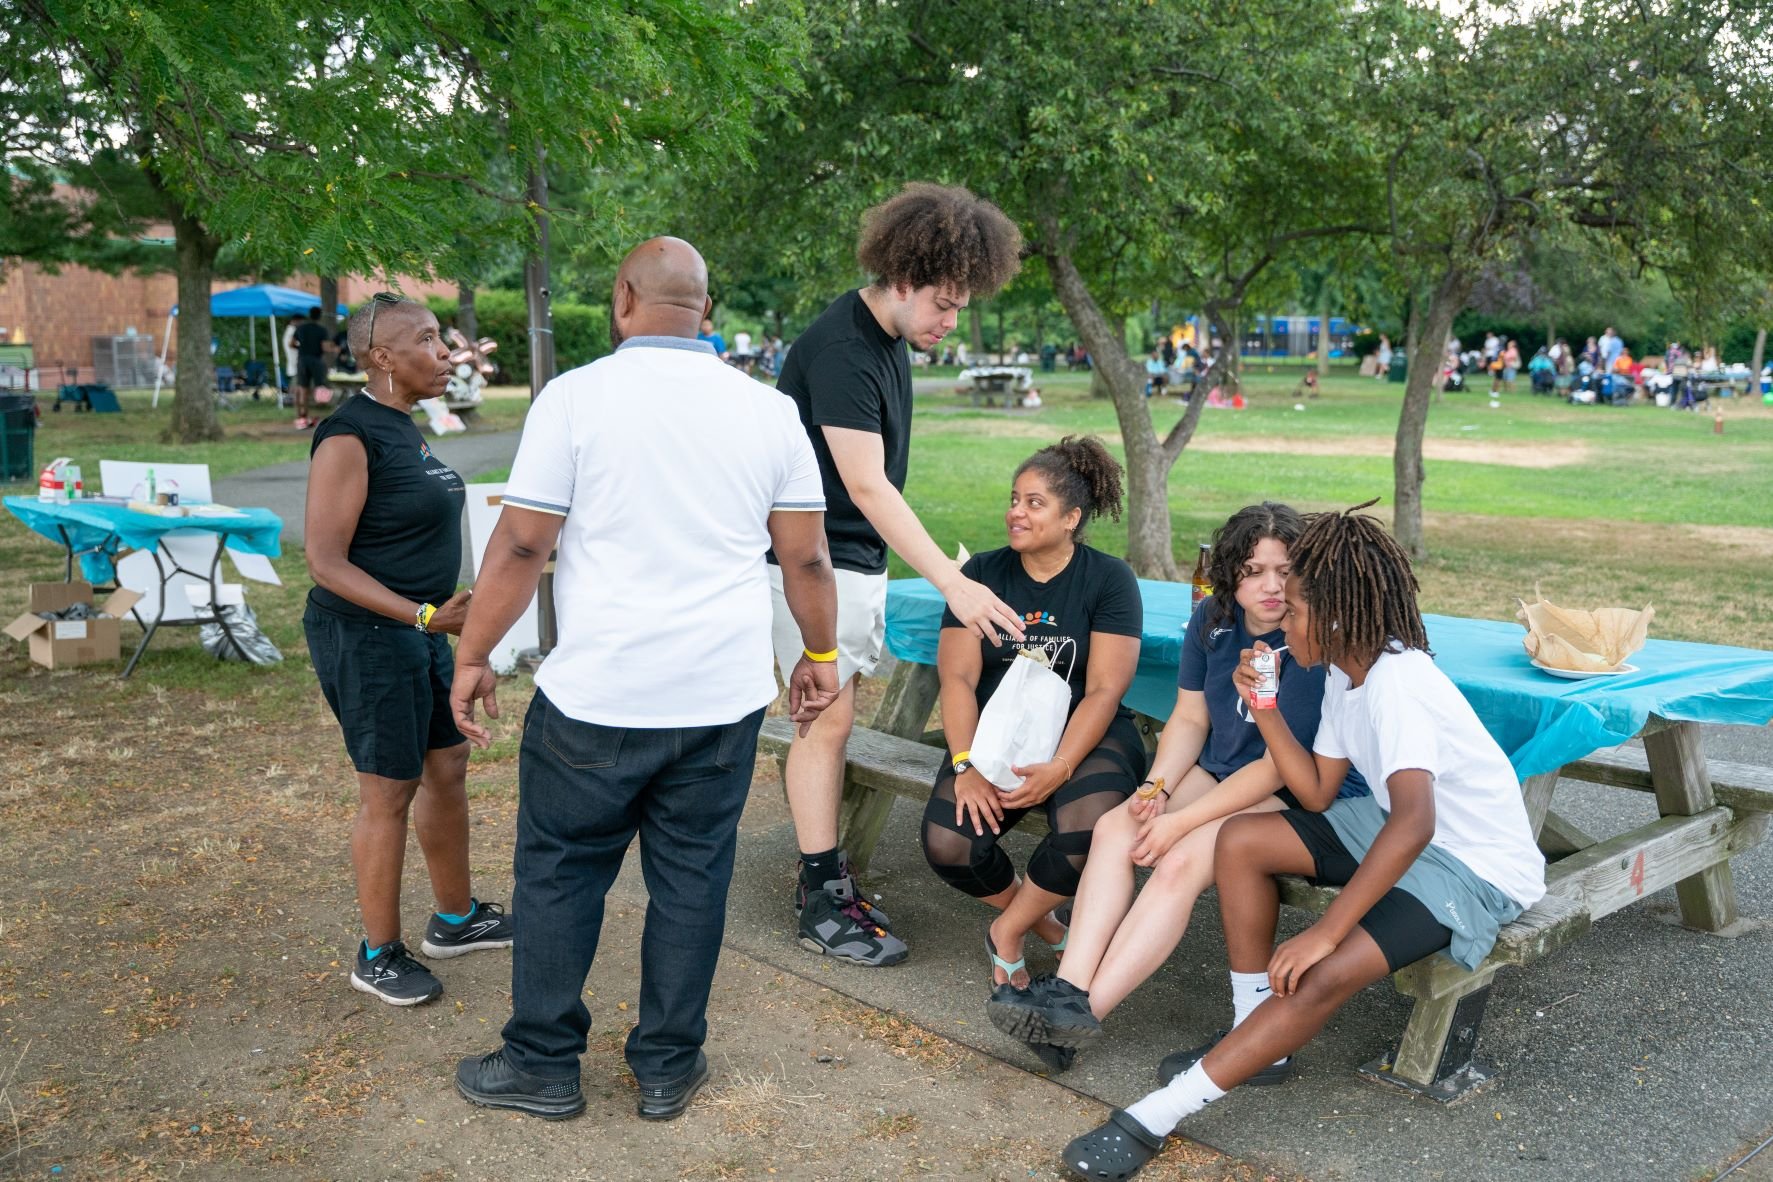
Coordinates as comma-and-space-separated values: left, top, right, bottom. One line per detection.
770, 181, 1026, 967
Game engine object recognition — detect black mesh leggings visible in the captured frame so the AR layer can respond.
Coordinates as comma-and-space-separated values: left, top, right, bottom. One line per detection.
921, 712, 1146, 898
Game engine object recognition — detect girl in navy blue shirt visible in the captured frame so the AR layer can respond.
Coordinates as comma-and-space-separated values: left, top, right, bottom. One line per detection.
989, 502, 1365, 1065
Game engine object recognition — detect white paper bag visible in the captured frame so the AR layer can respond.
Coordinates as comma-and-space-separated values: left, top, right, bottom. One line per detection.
970, 647, 1073, 791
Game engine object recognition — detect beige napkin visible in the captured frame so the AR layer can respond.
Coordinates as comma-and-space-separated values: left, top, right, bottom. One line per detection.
1517, 590, 1654, 672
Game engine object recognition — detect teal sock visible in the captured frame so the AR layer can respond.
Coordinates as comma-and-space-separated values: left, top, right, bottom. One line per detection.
362, 940, 386, 960
435, 900, 477, 925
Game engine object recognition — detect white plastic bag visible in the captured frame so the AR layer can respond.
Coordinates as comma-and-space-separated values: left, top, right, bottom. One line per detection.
970, 644, 1074, 791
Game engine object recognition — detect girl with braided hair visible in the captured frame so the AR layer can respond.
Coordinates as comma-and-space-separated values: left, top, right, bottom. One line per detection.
1061, 502, 1546, 1182
920, 436, 1146, 1027
988, 502, 1367, 1072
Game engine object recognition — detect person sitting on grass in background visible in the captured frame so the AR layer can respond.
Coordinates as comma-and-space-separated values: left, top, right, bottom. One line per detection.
986, 503, 1366, 1073
921, 437, 1144, 1073
1057, 501, 1547, 1181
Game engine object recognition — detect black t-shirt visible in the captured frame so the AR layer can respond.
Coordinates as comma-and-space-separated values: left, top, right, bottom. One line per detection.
940, 545, 1142, 718
293, 320, 330, 359
1176, 596, 1368, 797
772, 290, 911, 574
306, 394, 466, 622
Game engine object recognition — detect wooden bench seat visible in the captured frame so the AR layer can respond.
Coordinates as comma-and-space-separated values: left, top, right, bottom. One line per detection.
753, 714, 1770, 1101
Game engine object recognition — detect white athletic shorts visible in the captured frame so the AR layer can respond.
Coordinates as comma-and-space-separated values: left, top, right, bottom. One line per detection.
769, 564, 888, 688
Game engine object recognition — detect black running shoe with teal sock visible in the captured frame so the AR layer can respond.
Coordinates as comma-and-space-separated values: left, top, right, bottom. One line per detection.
352, 940, 442, 1006
421, 899, 514, 959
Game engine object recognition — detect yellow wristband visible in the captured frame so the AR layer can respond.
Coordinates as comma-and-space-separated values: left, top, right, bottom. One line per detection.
952, 749, 972, 769
803, 647, 838, 663
415, 602, 438, 632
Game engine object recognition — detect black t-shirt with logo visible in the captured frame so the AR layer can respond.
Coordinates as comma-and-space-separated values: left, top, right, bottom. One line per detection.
293, 319, 330, 358
771, 290, 911, 575
306, 393, 466, 621
940, 544, 1143, 718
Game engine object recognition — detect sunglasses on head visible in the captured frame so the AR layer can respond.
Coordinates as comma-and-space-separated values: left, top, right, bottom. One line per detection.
365, 291, 401, 350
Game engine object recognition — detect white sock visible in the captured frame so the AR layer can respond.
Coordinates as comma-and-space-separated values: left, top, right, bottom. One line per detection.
1125, 1061, 1226, 1137
1229, 969, 1270, 1029
1229, 970, 1292, 1067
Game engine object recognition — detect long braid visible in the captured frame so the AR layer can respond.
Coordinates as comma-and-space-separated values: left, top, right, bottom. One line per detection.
1291, 499, 1429, 667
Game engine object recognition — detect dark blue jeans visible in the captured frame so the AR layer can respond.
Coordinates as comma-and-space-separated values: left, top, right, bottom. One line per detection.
501, 691, 765, 1085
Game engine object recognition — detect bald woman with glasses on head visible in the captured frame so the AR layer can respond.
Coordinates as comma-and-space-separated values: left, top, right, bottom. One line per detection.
303, 294, 510, 1008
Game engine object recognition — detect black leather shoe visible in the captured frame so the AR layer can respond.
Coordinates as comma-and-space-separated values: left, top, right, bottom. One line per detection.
456, 1047, 585, 1120
636, 1050, 709, 1121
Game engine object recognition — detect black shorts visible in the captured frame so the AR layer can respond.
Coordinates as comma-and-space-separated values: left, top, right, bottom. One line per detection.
296, 354, 329, 388
304, 602, 465, 780
1280, 808, 1451, 972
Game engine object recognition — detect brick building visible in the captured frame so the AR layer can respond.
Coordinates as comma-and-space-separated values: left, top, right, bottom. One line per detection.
0, 225, 456, 386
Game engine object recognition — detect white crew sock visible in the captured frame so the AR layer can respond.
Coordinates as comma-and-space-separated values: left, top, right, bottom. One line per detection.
1229, 969, 1271, 1029
1230, 970, 1291, 1068
1125, 1061, 1227, 1137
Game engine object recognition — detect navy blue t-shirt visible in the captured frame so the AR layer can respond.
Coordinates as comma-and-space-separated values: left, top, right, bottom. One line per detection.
1177, 596, 1368, 798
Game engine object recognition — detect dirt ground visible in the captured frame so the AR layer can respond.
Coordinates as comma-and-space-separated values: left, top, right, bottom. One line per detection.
0, 653, 1279, 1182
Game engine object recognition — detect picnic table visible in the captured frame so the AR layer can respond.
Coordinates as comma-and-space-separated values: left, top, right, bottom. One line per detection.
956, 365, 1032, 406
4, 496, 283, 677
763, 577, 1773, 1100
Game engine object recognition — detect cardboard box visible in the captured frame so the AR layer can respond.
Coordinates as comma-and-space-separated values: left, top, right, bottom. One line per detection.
4, 582, 143, 669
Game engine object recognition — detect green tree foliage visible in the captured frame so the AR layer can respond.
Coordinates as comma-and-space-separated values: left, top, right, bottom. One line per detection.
5, 1, 802, 440
687, 0, 1376, 577
1371, 0, 1773, 556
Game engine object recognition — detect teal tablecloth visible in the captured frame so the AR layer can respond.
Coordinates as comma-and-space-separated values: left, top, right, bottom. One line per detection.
884, 578, 1773, 778
4, 496, 284, 585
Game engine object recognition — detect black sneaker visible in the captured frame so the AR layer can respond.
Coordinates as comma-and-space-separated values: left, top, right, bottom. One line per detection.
420, 899, 514, 959
351, 940, 442, 1006
795, 856, 894, 931
796, 875, 908, 966
455, 1047, 585, 1120
986, 973, 1101, 1048
1157, 1029, 1295, 1087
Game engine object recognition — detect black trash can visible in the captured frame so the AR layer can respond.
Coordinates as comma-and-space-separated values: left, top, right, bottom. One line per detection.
0, 394, 36, 481
1388, 353, 1408, 384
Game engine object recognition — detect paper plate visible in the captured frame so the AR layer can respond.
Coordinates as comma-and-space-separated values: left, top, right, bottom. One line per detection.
1530, 659, 1638, 680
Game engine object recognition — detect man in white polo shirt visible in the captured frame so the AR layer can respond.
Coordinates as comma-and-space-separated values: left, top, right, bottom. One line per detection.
447, 237, 839, 1123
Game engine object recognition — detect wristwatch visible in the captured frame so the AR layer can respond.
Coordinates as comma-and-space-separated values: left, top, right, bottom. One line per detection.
952, 755, 974, 775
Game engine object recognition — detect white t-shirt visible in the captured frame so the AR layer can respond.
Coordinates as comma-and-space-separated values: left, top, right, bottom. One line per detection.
501, 337, 825, 727
733, 331, 752, 356
1314, 647, 1546, 908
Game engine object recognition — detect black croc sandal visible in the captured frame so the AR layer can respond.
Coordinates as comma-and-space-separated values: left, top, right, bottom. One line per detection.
1032, 1041, 1076, 1074
1062, 1109, 1165, 1180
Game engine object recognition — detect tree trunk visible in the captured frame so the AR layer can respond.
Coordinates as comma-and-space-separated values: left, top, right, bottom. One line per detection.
968, 305, 985, 358
1202, 304, 1240, 395
523, 151, 556, 399
168, 204, 223, 443
1043, 242, 1178, 579
524, 147, 558, 655
1392, 267, 1472, 559
1316, 281, 1333, 379
318, 277, 338, 334
1749, 327, 1766, 401
458, 283, 478, 342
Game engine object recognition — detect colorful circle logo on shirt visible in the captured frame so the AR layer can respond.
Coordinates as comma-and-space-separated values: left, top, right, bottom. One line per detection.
1023, 611, 1058, 627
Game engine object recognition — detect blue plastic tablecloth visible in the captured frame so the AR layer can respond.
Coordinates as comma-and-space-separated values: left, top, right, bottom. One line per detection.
4, 496, 283, 585
885, 578, 1773, 778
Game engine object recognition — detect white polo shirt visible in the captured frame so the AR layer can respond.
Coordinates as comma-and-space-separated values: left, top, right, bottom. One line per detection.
501, 336, 824, 727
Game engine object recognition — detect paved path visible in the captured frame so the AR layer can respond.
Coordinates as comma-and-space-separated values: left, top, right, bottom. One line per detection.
213, 428, 520, 582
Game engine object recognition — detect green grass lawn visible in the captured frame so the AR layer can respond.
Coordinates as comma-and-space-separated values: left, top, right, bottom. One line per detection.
4, 368, 1771, 663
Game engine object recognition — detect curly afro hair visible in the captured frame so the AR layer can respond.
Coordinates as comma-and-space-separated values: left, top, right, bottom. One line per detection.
1014, 435, 1124, 544
1206, 502, 1305, 626
856, 182, 1023, 299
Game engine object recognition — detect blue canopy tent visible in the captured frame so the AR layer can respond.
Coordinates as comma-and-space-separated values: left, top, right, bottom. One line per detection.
152, 285, 349, 406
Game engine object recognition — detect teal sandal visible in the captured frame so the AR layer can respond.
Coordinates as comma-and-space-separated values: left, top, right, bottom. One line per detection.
985, 923, 1028, 993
